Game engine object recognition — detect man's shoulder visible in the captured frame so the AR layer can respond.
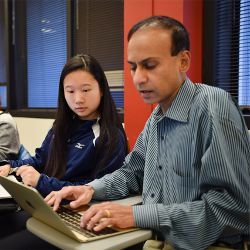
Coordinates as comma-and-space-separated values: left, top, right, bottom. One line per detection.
193, 83, 241, 122
194, 83, 231, 107
195, 83, 229, 99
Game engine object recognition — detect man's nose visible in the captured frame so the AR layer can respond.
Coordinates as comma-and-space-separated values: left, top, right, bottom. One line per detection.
133, 67, 147, 85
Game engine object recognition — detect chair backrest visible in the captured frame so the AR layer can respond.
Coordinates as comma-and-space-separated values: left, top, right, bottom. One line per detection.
18, 144, 31, 160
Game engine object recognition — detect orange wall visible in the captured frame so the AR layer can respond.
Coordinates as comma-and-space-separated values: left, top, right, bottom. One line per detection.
124, 0, 203, 149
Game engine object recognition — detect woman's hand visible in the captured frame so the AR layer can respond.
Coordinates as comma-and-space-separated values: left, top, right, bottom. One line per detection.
0, 164, 11, 177
16, 165, 41, 187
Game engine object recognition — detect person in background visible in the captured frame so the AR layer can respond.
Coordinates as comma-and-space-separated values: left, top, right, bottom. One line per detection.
46, 16, 250, 250
0, 98, 20, 161
0, 54, 128, 197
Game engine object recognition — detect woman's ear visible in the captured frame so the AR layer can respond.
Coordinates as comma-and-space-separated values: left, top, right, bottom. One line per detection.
179, 50, 191, 73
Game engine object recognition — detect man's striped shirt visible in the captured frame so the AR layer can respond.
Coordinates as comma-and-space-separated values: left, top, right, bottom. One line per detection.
90, 79, 250, 250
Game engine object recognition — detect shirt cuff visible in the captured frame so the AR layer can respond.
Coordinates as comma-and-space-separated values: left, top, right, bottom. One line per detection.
87, 179, 107, 200
132, 204, 160, 229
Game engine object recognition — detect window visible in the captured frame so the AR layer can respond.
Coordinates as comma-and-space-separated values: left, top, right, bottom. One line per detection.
203, 0, 250, 128
26, 0, 67, 108
239, 0, 250, 108
9, 0, 67, 111
4, 0, 124, 118
72, 0, 124, 110
0, 0, 8, 109
0, 86, 7, 109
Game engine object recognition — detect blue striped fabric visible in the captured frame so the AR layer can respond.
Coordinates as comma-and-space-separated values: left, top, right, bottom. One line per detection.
90, 79, 250, 250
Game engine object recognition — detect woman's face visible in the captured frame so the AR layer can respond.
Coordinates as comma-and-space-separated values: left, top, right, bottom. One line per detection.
63, 69, 102, 120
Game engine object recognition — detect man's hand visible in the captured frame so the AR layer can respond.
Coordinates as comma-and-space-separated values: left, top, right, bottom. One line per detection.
0, 164, 11, 177
81, 202, 135, 231
44, 185, 94, 211
16, 165, 40, 187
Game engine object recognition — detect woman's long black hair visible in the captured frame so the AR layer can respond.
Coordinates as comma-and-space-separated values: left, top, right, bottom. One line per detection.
44, 54, 128, 178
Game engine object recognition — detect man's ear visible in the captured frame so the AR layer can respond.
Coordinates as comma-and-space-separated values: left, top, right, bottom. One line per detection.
179, 50, 191, 73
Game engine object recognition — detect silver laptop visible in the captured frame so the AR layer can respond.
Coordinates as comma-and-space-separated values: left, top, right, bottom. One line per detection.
0, 176, 138, 242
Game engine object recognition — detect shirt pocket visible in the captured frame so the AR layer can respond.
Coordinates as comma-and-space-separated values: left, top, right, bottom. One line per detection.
169, 161, 200, 202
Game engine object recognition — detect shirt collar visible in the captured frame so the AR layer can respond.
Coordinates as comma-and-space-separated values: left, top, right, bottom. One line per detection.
153, 78, 196, 123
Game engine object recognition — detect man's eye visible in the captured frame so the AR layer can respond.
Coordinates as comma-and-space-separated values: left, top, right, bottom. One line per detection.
130, 65, 136, 72
66, 90, 74, 93
83, 89, 90, 92
145, 63, 156, 69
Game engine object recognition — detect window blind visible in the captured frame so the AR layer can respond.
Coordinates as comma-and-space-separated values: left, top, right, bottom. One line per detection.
73, 0, 124, 109
26, 0, 67, 108
105, 70, 124, 109
239, 0, 250, 108
0, 86, 7, 108
0, 0, 8, 109
0, 0, 7, 83
215, 0, 250, 111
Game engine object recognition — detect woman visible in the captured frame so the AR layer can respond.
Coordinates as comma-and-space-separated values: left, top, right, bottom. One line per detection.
0, 54, 128, 196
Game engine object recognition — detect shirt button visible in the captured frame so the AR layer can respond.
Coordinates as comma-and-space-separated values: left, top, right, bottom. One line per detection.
159, 165, 162, 170
151, 193, 155, 198
161, 135, 164, 140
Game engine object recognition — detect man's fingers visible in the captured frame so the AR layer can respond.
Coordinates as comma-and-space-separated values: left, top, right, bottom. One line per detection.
46, 196, 55, 206
53, 192, 64, 211
69, 199, 82, 209
81, 207, 113, 231
84, 209, 105, 230
44, 191, 55, 202
70, 193, 88, 208
44, 191, 61, 211
93, 218, 112, 231
45, 185, 93, 211
53, 200, 60, 211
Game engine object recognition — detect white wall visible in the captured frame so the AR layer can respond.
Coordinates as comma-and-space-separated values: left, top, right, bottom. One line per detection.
13, 117, 250, 156
14, 117, 54, 155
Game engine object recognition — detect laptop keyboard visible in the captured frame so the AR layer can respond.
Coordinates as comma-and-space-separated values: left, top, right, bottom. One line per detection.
57, 206, 117, 238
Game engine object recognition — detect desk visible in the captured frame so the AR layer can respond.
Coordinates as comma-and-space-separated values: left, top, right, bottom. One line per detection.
27, 218, 152, 250
27, 196, 152, 250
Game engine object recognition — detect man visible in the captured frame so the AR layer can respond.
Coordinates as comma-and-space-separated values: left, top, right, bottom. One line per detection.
45, 16, 250, 250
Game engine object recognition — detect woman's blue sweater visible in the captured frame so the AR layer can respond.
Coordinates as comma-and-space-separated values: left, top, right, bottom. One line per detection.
8, 119, 127, 196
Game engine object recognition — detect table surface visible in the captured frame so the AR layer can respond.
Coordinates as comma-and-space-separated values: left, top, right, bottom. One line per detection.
27, 217, 152, 250
27, 196, 152, 250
